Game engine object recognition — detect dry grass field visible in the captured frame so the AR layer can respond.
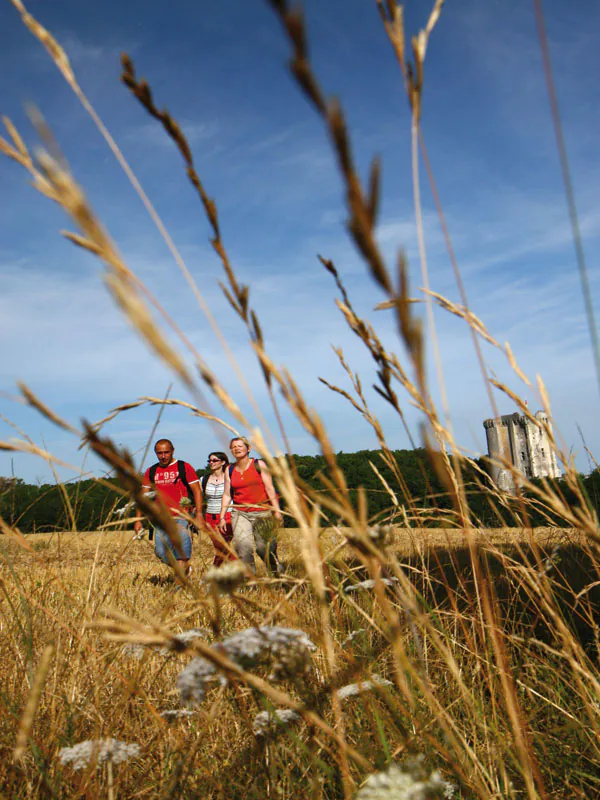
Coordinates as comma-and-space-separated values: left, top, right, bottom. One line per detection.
1, 525, 598, 798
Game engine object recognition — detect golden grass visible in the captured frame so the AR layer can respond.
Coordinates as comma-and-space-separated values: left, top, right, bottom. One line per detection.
1, 526, 596, 798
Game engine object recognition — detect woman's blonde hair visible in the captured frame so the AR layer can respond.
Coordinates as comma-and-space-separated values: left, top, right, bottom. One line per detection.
229, 436, 250, 450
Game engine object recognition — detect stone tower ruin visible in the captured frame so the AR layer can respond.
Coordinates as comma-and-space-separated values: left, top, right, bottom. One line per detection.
483, 411, 561, 492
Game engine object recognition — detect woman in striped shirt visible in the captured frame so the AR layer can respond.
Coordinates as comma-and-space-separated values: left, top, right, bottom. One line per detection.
202, 451, 235, 567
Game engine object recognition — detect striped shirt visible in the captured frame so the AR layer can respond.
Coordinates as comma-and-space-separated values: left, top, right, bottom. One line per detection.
204, 479, 226, 514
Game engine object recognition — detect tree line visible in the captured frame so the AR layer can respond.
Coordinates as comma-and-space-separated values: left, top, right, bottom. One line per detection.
0, 449, 597, 532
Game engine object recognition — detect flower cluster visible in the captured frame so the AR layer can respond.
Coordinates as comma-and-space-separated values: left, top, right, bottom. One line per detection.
344, 578, 398, 593
114, 502, 133, 517
252, 709, 300, 738
366, 525, 392, 545
58, 739, 140, 771
121, 643, 146, 660
542, 543, 562, 575
342, 628, 366, 647
177, 626, 317, 707
356, 758, 454, 799
337, 674, 393, 700
160, 709, 195, 721
203, 561, 247, 594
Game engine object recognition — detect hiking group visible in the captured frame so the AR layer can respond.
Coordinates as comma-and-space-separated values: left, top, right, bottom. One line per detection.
133, 436, 283, 576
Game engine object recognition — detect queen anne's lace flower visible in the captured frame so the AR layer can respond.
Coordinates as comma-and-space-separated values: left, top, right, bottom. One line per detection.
356, 758, 454, 799
58, 739, 140, 771
160, 709, 195, 721
342, 629, 366, 647
337, 674, 393, 700
114, 503, 133, 517
177, 657, 218, 705
344, 578, 398, 593
367, 525, 392, 545
177, 626, 316, 706
203, 561, 247, 594
174, 628, 209, 645
252, 709, 300, 738
121, 643, 146, 660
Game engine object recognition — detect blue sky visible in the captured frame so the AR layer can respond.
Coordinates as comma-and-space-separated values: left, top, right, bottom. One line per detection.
1, 0, 599, 484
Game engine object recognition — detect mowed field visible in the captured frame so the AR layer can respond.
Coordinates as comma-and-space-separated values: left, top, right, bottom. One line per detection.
0, 525, 594, 799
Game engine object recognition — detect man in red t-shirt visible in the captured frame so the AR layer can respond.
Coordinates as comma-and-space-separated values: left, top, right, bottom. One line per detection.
134, 438, 202, 574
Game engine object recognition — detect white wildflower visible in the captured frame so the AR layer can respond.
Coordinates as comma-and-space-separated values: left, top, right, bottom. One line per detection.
345, 578, 398, 593
342, 629, 366, 647
160, 709, 195, 721
253, 709, 300, 738
356, 758, 454, 799
58, 739, 140, 771
542, 544, 561, 575
114, 503, 133, 517
177, 626, 317, 707
121, 643, 146, 660
367, 525, 392, 545
223, 626, 316, 681
338, 674, 393, 700
177, 657, 219, 706
203, 561, 247, 594
174, 628, 210, 645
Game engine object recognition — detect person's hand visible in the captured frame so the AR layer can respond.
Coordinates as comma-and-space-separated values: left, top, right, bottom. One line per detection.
218, 517, 228, 533
273, 509, 283, 523
133, 519, 143, 534
192, 512, 203, 534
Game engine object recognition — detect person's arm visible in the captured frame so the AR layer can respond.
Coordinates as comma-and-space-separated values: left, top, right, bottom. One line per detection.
258, 460, 282, 522
219, 469, 232, 532
190, 480, 202, 526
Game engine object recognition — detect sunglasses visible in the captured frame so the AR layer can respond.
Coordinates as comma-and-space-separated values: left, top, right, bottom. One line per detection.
208, 458, 222, 463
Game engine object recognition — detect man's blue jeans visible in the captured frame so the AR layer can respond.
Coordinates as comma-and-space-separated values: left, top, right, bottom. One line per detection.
153, 518, 192, 564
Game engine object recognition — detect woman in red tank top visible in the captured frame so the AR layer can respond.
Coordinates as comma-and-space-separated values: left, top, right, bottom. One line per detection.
219, 437, 282, 573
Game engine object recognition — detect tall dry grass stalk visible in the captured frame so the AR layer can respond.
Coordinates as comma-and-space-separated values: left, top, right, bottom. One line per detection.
1, 1, 599, 798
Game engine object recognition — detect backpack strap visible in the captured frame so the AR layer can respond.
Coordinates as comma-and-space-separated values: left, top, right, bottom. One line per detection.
174, 460, 194, 504
148, 463, 158, 485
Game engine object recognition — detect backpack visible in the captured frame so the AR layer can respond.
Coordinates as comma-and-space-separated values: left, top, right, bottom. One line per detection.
149, 460, 195, 507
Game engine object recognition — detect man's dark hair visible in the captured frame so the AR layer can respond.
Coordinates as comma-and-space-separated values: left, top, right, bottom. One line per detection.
154, 438, 174, 451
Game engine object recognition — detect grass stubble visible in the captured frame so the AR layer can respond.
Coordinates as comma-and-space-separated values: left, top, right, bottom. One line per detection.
1, 0, 600, 797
